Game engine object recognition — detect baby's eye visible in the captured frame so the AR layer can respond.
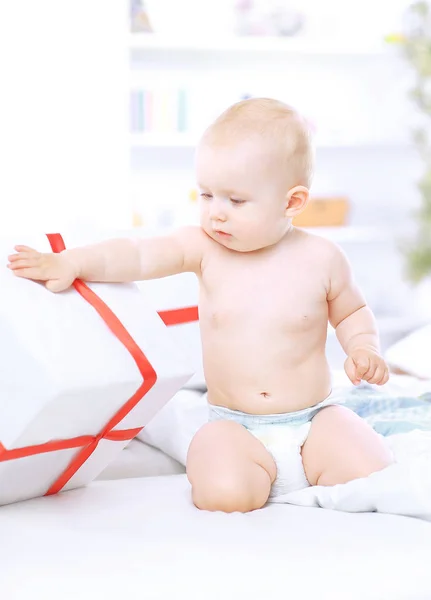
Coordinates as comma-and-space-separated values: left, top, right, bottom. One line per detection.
200, 193, 213, 200
230, 198, 246, 206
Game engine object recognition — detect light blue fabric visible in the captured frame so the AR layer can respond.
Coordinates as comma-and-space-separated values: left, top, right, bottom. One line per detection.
338, 384, 431, 437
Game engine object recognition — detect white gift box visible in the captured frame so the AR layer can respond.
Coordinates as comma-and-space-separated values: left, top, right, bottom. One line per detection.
0, 232, 193, 505
137, 272, 203, 389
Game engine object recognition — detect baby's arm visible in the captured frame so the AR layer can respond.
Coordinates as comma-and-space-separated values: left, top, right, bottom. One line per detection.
65, 225, 205, 282
8, 225, 206, 292
326, 244, 389, 385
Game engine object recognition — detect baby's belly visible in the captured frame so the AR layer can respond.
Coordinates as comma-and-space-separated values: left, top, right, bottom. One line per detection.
203, 336, 332, 415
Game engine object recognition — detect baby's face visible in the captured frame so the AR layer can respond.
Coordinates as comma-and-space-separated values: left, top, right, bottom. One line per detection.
196, 139, 291, 252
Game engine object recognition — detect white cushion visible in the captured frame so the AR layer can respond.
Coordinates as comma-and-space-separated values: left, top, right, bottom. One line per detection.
0, 475, 430, 599
385, 323, 431, 379
137, 388, 207, 465
97, 439, 185, 480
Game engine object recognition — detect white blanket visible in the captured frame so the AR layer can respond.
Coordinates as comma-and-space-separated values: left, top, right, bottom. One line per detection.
270, 430, 431, 521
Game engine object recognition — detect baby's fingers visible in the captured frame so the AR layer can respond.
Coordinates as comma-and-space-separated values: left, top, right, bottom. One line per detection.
354, 357, 371, 380
345, 356, 360, 385
8, 253, 24, 263
8, 256, 40, 270
8, 248, 41, 264
8, 247, 45, 273
361, 362, 378, 383
375, 367, 390, 386
14, 245, 37, 253
366, 364, 384, 384
10, 267, 46, 281
8, 250, 38, 261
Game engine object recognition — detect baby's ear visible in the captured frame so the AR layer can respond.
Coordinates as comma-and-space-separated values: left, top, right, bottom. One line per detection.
285, 186, 310, 217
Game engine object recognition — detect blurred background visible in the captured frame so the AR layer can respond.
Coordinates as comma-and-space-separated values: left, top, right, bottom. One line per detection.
1, 0, 431, 367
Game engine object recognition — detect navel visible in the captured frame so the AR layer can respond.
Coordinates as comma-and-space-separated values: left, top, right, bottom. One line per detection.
260, 392, 270, 398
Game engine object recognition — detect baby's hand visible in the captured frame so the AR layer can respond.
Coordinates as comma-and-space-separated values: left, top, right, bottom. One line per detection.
344, 348, 389, 386
7, 245, 78, 292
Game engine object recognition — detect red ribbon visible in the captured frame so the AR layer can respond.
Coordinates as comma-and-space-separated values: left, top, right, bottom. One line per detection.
158, 305, 199, 326
0, 233, 199, 496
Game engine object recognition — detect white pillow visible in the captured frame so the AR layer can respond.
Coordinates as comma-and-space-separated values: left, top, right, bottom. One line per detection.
137, 388, 208, 465
385, 323, 431, 380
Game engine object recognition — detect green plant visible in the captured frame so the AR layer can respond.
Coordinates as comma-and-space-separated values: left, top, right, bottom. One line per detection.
387, 1, 431, 282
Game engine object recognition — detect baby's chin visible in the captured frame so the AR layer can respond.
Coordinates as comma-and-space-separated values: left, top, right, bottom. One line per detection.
228, 236, 287, 254
216, 235, 268, 253
201, 225, 272, 252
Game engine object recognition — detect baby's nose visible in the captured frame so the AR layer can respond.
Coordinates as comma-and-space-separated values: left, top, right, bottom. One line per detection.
209, 200, 227, 221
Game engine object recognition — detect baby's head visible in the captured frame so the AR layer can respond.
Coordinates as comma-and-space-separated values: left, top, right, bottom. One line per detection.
196, 97, 314, 252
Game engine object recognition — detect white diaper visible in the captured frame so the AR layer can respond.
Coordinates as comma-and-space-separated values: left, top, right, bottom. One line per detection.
208, 392, 342, 497
250, 423, 311, 496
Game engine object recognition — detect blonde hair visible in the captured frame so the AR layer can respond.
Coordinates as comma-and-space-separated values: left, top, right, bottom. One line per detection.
202, 97, 314, 188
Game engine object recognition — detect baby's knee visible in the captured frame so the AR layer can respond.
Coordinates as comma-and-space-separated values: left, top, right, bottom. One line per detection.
191, 469, 269, 513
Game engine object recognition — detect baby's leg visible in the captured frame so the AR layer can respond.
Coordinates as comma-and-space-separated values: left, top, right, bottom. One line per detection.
301, 405, 393, 486
186, 420, 277, 513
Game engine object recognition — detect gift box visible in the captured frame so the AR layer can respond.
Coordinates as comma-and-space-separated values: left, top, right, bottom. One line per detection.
0, 232, 193, 505
138, 272, 203, 389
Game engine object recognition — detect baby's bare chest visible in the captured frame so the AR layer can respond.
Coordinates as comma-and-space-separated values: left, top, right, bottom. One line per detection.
200, 252, 329, 332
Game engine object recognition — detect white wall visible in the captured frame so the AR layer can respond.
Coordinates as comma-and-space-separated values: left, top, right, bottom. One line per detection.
0, 1, 130, 234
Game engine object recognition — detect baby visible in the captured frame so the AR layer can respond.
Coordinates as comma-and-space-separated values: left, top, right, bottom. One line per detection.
8, 98, 393, 512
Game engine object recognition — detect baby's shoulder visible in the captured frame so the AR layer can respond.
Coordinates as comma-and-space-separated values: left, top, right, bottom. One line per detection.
173, 225, 216, 268
293, 227, 344, 262
175, 225, 218, 252
174, 224, 207, 244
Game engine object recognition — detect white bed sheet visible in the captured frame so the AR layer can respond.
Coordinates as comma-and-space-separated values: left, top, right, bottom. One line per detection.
0, 475, 430, 600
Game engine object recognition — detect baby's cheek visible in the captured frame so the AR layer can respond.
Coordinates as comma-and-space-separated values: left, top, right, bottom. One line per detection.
248, 216, 268, 233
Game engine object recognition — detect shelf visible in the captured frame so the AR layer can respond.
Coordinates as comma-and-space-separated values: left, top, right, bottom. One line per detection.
302, 226, 401, 243
130, 133, 196, 148
130, 133, 411, 150
130, 34, 392, 57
